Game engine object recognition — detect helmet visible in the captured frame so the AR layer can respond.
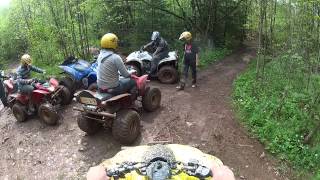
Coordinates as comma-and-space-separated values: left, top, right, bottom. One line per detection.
21, 54, 32, 65
151, 31, 160, 41
179, 31, 192, 41
101, 33, 119, 49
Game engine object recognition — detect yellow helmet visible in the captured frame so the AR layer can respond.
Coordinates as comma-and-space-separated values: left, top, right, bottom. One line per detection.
21, 54, 32, 65
101, 33, 119, 49
179, 31, 192, 41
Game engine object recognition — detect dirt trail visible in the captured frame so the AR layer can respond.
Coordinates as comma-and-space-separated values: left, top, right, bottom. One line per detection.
0, 46, 290, 179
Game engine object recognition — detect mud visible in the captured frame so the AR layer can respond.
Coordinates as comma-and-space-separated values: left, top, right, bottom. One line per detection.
0, 46, 290, 179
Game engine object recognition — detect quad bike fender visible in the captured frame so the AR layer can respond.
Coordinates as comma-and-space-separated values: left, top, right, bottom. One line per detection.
101, 144, 223, 180
158, 51, 179, 69
125, 58, 143, 68
105, 93, 132, 107
49, 78, 59, 88
132, 75, 148, 96
4, 80, 14, 90
87, 72, 97, 85
32, 89, 49, 104
12, 94, 29, 105
58, 65, 83, 81
90, 62, 98, 71
127, 51, 152, 62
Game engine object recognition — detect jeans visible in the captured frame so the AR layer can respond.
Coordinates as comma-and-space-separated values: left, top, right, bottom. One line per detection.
150, 51, 169, 76
107, 78, 136, 96
183, 59, 197, 84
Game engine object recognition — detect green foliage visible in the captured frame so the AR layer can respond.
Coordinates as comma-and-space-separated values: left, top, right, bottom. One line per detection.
199, 48, 231, 68
0, 0, 248, 74
233, 57, 320, 177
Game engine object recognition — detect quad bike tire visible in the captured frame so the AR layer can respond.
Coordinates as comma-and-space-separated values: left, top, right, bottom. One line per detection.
0, 81, 8, 107
38, 103, 59, 125
77, 114, 101, 135
59, 85, 72, 105
12, 102, 27, 122
112, 109, 141, 145
142, 87, 161, 112
126, 64, 141, 76
60, 76, 75, 94
157, 65, 179, 84
88, 83, 98, 92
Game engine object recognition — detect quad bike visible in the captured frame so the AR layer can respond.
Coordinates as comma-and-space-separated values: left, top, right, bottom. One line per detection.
100, 144, 224, 180
73, 74, 161, 145
126, 49, 179, 84
59, 56, 98, 94
0, 70, 18, 107
8, 78, 71, 125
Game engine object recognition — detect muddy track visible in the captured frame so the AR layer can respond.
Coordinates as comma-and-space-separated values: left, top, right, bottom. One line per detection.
0, 46, 290, 179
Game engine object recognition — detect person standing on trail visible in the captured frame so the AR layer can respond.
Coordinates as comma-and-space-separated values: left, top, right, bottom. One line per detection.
97, 33, 136, 95
176, 31, 200, 90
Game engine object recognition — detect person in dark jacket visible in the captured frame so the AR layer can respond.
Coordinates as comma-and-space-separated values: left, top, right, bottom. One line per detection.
142, 31, 169, 77
16, 54, 45, 113
176, 31, 200, 90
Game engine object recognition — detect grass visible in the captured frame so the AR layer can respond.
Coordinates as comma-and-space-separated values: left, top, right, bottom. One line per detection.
199, 48, 231, 68
233, 57, 320, 178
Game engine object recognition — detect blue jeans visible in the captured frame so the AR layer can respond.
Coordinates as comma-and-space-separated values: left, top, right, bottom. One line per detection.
108, 78, 136, 96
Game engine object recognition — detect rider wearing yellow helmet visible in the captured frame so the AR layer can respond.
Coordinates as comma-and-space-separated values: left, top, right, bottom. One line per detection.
16, 54, 45, 114
176, 31, 200, 90
18, 54, 45, 79
97, 33, 136, 95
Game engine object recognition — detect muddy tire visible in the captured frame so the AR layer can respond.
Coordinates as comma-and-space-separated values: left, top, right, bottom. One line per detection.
157, 65, 178, 84
0, 82, 8, 107
12, 102, 27, 122
59, 85, 72, 105
38, 103, 59, 125
126, 64, 141, 76
77, 115, 101, 135
142, 87, 161, 112
112, 109, 140, 145
60, 76, 75, 94
88, 83, 98, 92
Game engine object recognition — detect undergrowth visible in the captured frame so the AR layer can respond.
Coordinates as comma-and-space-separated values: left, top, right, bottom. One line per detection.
233, 57, 320, 178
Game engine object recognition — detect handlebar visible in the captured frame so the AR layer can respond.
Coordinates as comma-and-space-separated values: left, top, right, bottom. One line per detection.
106, 160, 212, 179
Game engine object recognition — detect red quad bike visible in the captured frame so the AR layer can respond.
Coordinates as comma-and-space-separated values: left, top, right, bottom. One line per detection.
8, 78, 71, 125
74, 74, 161, 145
0, 71, 18, 107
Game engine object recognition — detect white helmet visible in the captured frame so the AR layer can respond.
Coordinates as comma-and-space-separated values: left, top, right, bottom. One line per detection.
151, 31, 160, 41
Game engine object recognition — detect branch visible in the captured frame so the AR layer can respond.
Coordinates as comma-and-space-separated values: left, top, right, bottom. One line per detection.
140, 0, 185, 20
214, 0, 246, 24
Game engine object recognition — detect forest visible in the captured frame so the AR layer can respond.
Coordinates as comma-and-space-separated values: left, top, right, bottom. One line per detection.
0, 0, 319, 178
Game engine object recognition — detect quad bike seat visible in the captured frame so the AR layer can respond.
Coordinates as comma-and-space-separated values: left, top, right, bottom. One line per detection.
74, 59, 91, 72
94, 92, 114, 101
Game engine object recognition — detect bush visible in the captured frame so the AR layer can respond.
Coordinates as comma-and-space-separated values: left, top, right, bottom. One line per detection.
233, 57, 320, 177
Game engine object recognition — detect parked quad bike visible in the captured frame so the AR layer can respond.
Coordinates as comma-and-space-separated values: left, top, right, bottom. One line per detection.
74, 74, 161, 145
7, 78, 71, 125
59, 56, 98, 95
100, 144, 224, 180
126, 50, 179, 84
0, 70, 18, 107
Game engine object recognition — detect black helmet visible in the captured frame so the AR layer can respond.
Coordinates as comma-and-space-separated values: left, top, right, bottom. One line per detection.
151, 31, 160, 41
